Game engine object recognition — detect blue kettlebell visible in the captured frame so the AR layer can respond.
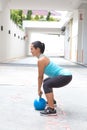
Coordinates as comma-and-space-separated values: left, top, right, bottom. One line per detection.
33, 97, 46, 110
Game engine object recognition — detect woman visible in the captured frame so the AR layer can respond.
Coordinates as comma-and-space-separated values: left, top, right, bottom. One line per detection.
30, 41, 72, 116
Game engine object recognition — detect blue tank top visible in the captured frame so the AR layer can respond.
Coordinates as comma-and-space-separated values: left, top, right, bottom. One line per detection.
44, 61, 72, 77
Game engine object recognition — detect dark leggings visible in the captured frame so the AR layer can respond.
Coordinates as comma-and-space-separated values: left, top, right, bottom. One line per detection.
43, 75, 72, 94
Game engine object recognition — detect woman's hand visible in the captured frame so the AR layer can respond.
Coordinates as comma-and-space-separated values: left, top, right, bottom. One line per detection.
38, 89, 43, 97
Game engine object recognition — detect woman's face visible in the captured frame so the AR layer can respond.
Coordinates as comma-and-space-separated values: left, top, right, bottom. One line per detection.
30, 44, 40, 57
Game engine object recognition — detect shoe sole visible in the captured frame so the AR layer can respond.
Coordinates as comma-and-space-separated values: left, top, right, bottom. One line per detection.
46, 104, 57, 107
40, 113, 57, 116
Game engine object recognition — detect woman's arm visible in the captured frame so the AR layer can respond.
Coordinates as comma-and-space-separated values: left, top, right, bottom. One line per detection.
37, 56, 50, 96
37, 58, 45, 96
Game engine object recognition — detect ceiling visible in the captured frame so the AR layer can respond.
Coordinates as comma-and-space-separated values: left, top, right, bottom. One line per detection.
4, 0, 86, 21
6, 0, 87, 33
1, 0, 87, 34
1, 0, 87, 20
8, 0, 87, 11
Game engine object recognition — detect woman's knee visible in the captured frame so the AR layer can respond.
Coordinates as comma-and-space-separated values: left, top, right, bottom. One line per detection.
43, 83, 52, 94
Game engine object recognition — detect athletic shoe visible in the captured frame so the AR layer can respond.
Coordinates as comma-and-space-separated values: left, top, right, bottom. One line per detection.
46, 100, 57, 107
40, 107, 57, 116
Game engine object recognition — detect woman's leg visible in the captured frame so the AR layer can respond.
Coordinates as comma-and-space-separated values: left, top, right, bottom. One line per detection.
43, 78, 55, 109
43, 75, 72, 108
45, 92, 54, 109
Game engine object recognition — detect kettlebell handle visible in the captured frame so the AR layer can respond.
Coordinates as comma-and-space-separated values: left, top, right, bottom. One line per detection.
39, 95, 41, 99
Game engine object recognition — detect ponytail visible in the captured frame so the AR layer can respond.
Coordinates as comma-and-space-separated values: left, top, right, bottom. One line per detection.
32, 41, 45, 53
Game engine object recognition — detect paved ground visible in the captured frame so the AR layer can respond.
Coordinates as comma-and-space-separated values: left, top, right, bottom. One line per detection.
0, 57, 87, 130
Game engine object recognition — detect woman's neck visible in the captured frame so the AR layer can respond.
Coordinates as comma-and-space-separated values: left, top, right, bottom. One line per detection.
37, 54, 44, 59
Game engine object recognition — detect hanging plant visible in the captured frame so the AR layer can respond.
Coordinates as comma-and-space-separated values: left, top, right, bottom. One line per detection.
10, 9, 23, 28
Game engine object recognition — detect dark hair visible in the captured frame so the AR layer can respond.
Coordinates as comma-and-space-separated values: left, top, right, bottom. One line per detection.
32, 41, 45, 54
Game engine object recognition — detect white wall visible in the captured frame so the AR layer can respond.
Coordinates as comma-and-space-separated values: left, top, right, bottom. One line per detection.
64, 10, 82, 63
82, 8, 87, 64
7, 20, 26, 60
28, 32, 64, 57
0, 6, 26, 62
64, 24, 70, 60
71, 10, 79, 62
64, 9, 82, 63
65, 6, 87, 65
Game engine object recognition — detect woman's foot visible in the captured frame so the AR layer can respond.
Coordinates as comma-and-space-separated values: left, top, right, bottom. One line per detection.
40, 107, 57, 116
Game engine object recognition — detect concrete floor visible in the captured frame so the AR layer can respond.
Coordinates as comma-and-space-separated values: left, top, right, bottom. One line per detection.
0, 57, 87, 130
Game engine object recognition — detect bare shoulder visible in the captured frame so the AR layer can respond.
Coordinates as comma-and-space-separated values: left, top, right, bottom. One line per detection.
38, 56, 50, 66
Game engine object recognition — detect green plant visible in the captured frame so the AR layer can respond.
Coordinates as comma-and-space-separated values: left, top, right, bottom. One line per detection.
10, 9, 23, 28
46, 11, 51, 21
10, 10, 60, 28
34, 15, 39, 21
26, 10, 32, 20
